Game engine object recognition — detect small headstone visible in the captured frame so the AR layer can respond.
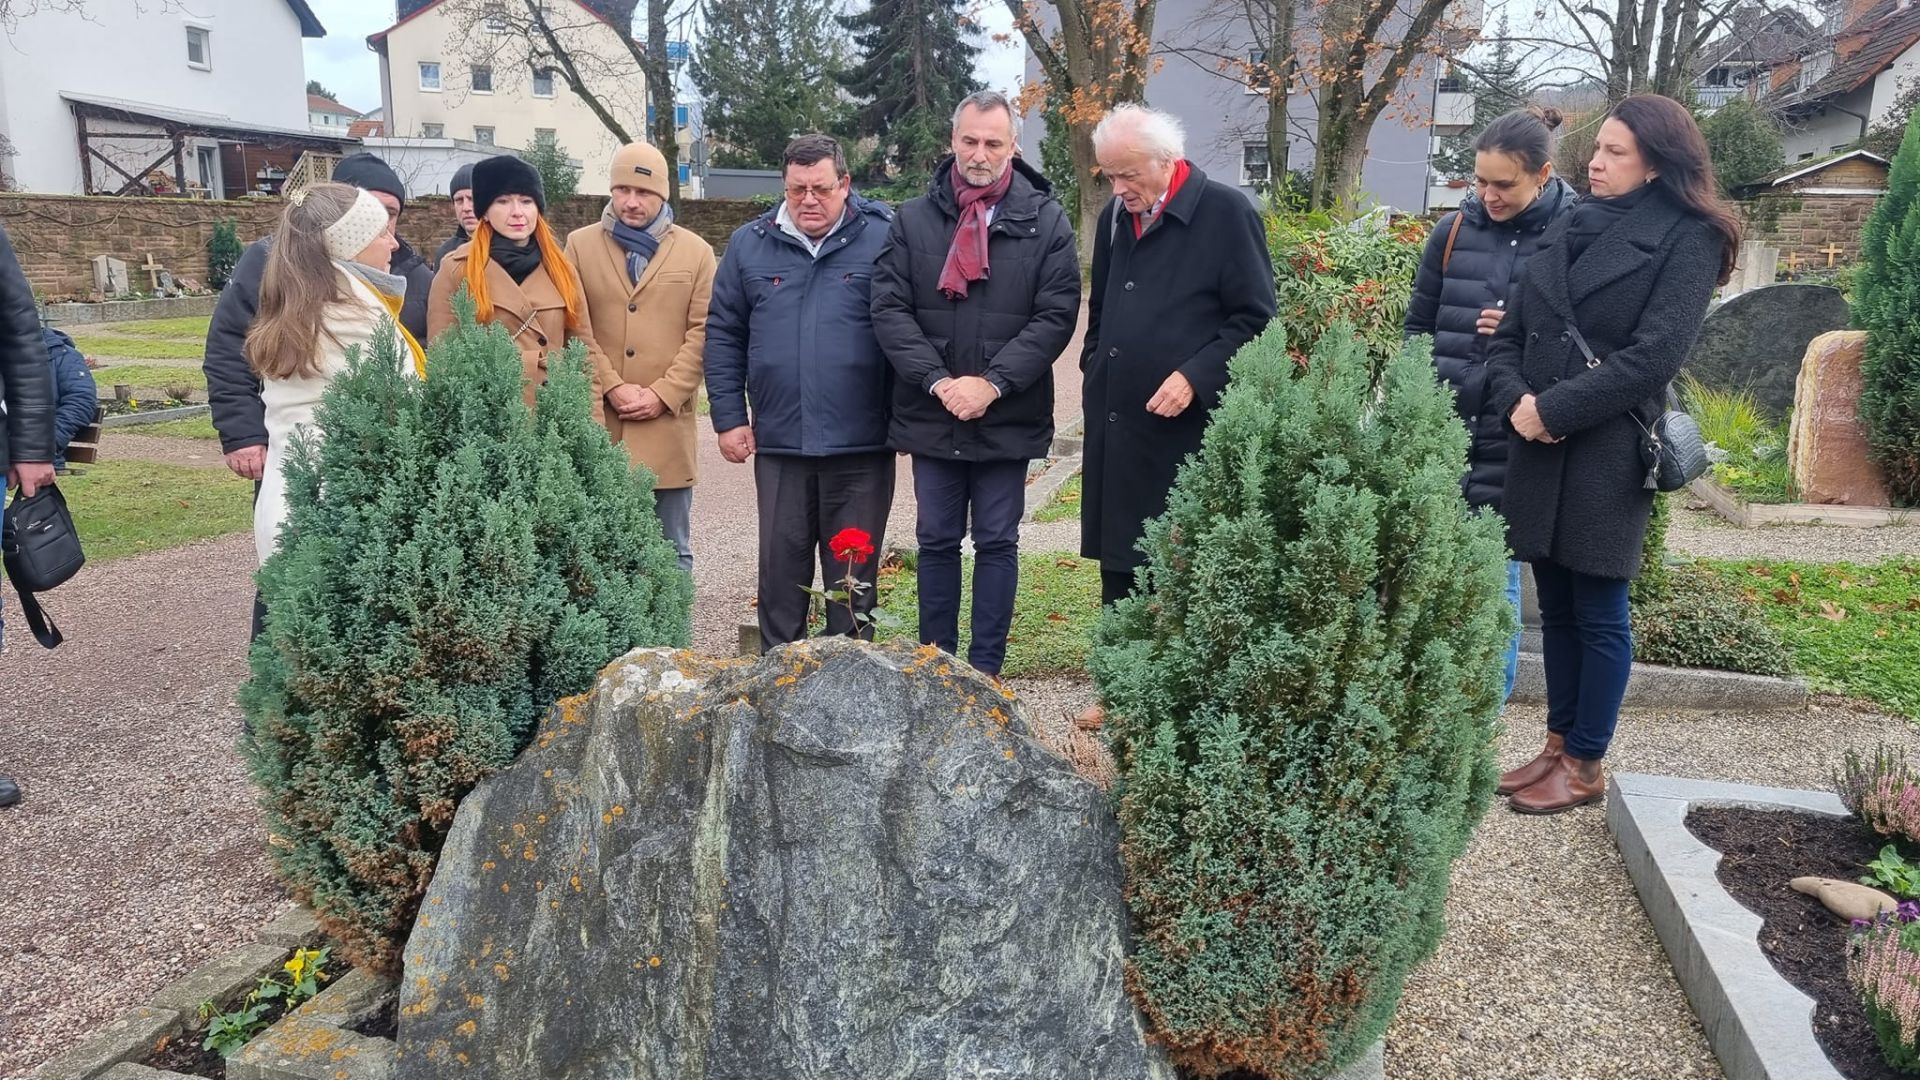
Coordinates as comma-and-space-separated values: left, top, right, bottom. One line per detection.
157, 270, 177, 296
1788, 330, 1892, 505
1689, 283, 1849, 418
90, 254, 130, 298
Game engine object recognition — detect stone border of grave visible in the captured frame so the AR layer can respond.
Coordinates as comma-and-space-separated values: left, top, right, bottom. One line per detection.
40, 296, 218, 326
1690, 476, 1919, 529
1019, 416, 1086, 525
1511, 652, 1809, 710
34, 907, 400, 1080
100, 404, 212, 429
1609, 771, 1848, 1080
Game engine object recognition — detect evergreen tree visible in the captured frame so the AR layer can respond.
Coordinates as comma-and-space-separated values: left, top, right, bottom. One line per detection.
1039, 90, 1079, 228
835, 0, 980, 183
1432, 15, 1525, 181
1856, 105, 1920, 505
1092, 327, 1511, 1076
692, 0, 849, 168
306, 79, 338, 102
1699, 99, 1783, 197
519, 136, 582, 203
241, 297, 693, 973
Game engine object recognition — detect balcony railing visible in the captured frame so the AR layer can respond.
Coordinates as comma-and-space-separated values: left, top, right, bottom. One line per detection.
1694, 85, 1748, 111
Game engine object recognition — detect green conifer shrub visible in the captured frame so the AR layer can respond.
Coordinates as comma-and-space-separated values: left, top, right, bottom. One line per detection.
240, 296, 692, 973
208, 219, 242, 291
1856, 105, 1920, 505
1092, 326, 1511, 1077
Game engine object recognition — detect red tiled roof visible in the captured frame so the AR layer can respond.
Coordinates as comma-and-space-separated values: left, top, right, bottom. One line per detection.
347, 119, 385, 137
1778, 0, 1920, 106
308, 94, 360, 116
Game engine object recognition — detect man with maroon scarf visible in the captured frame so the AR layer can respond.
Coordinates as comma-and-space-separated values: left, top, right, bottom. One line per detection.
871, 90, 1081, 678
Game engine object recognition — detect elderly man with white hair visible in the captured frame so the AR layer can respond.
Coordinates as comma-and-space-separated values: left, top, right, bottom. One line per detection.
1079, 104, 1276, 615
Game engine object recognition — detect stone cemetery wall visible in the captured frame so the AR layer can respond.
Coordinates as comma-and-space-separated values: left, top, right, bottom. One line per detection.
1740, 192, 1880, 271
0, 192, 766, 301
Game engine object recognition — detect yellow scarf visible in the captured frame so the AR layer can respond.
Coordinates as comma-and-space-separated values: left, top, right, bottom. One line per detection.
372, 290, 427, 378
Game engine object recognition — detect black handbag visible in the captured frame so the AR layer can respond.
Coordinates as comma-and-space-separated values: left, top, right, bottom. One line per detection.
1564, 325, 1710, 493
2, 483, 84, 648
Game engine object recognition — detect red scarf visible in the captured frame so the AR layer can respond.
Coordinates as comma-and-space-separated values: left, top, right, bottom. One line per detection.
939, 160, 1015, 300
1133, 159, 1192, 238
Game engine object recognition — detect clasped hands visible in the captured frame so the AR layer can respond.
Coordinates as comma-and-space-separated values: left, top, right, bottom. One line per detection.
936, 376, 999, 422
1510, 394, 1559, 444
606, 383, 667, 421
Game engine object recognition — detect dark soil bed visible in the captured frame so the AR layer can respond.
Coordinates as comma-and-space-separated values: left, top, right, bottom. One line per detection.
350, 995, 397, 1041
144, 1030, 226, 1078
1688, 805, 1907, 1079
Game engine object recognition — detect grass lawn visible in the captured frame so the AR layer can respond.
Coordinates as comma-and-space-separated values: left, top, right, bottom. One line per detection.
134, 416, 220, 440
72, 335, 206, 361
93, 316, 212, 339
92, 363, 208, 390
1033, 469, 1082, 523
50, 459, 252, 562
873, 551, 1102, 677
1700, 558, 1920, 717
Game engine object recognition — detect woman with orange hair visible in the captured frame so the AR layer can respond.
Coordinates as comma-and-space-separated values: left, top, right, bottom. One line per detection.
427, 155, 614, 421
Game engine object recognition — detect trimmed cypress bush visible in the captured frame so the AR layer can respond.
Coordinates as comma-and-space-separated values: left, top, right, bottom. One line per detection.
1093, 326, 1511, 1077
240, 296, 692, 973
1856, 105, 1920, 506
208, 219, 241, 291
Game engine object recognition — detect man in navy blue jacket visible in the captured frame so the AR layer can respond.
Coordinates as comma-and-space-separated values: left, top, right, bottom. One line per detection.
42, 328, 98, 471
705, 134, 897, 650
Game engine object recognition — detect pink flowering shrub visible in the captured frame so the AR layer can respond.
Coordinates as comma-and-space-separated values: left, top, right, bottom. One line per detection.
1850, 902, 1920, 1073
1838, 746, 1920, 844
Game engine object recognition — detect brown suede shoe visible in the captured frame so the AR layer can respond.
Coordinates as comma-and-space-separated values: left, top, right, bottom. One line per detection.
1509, 754, 1606, 815
1496, 733, 1565, 796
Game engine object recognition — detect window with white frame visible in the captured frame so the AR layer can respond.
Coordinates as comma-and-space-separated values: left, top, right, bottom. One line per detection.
422, 123, 445, 138
1242, 143, 1271, 186
533, 68, 556, 97
186, 26, 211, 69
471, 65, 494, 94
419, 62, 442, 91
475, 126, 495, 146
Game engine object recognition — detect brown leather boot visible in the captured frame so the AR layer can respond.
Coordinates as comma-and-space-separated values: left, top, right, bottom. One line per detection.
1496, 733, 1565, 796
1509, 753, 1606, 815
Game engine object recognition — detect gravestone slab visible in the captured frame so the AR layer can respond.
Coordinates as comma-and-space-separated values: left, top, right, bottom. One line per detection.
1688, 284, 1849, 417
90, 255, 130, 298
1788, 330, 1892, 505
397, 640, 1173, 1079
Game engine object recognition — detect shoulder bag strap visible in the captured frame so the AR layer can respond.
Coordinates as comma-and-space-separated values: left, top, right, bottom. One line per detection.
1441, 211, 1464, 273
1565, 323, 1670, 435
11, 587, 63, 649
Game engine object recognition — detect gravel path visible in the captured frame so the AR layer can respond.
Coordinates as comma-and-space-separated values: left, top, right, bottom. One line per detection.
1669, 502, 1920, 562
95, 432, 228, 470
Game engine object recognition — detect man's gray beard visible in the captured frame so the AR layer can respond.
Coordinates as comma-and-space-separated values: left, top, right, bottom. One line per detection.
962, 165, 1008, 188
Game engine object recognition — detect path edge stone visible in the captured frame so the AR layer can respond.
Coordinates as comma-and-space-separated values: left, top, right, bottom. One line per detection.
1513, 653, 1809, 711
1608, 771, 1849, 1080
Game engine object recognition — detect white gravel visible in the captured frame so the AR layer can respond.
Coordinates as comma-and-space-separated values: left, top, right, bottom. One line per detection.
1669, 502, 1920, 563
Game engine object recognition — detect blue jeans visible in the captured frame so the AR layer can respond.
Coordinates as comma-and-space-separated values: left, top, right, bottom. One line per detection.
1531, 560, 1633, 761
1502, 560, 1523, 704
912, 456, 1026, 676
653, 486, 694, 574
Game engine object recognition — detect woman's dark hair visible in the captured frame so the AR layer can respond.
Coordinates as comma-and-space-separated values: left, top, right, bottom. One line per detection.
1474, 106, 1563, 172
1607, 94, 1743, 284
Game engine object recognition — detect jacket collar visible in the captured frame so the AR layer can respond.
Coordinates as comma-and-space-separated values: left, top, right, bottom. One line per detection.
928, 156, 1052, 221
754, 192, 891, 257
1461, 176, 1575, 232
1524, 182, 1687, 321
596, 205, 679, 295
1156, 161, 1207, 226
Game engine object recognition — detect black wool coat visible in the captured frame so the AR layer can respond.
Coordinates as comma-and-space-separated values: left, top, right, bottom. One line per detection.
1080, 166, 1276, 574
1485, 184, 1723, 580
871, 157, 1082, 462
1405, 178, 1574, 509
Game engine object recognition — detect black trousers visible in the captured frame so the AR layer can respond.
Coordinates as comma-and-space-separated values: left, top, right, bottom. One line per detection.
250, 479, 266, 642
754, 451, 896, 650
911, 456, 1026, 676
1101, 569, 1133, 607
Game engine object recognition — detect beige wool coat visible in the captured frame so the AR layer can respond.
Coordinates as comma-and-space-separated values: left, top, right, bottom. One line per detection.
564, 217, 714, 488
427, 244, 611, 425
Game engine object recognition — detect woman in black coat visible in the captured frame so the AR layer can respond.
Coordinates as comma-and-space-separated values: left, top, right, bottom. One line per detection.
1406, 106, 1575, 705
1486, 95, 1739, 814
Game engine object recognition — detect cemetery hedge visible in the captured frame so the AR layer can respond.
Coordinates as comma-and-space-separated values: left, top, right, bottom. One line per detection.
1095, 327, 1509, 1076
1629, 495, 1793, 676
1856, 105, 1920, 505
240, 299, 693, 973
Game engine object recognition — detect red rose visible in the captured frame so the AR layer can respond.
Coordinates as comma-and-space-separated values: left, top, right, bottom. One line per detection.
829, 527, 875, 565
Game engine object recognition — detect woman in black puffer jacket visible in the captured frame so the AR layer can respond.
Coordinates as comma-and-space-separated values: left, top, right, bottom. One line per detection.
1405, 106, 1574, 703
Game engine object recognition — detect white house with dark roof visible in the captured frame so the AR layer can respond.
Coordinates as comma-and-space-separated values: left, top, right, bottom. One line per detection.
0, 0, 339, 197
1760, 0, 1920, 160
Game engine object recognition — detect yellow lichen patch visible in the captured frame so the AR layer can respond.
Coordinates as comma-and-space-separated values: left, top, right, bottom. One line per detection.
601, 813, 614, 825
611, 806, 625, 817
570, 875, 583, 891
550, 900, 561, 910
648, 956, 661, 967
267, 1021, 345, 1056
522, 843, 537, 861
511, 823, 528, 837
536, 814, 548, 824
1004, 750, 1015, 759
456, 1020, 477, 1037
456, 1053, 471, 1065
543, 769, 554, 778
534, 881, 545, 892
480, 861, 496, 872
774, 675, 797, 687
499, 883, 510, 893
466, 993, 485, 1008
493, 963, 510, 980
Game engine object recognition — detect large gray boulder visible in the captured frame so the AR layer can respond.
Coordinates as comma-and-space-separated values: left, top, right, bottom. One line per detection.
397, 639, 1173, 1079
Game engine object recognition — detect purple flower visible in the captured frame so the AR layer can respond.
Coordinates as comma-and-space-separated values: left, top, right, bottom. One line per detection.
1856, 917, 1875, 929
1901, 901, 1920, 923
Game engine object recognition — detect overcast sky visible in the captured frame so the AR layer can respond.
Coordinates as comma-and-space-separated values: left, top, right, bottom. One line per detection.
301, 0, 1025, 117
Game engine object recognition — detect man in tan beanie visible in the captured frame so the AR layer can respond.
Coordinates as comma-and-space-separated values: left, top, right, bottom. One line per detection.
565, 142, 714, 572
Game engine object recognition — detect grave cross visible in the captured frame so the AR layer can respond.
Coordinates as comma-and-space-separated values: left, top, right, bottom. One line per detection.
1822, 242, 1846, 267
141, 253, 163, 291
1783, 251, 1802, 271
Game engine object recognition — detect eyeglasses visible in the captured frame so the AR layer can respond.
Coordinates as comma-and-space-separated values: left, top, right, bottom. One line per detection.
784, 184, 840, 203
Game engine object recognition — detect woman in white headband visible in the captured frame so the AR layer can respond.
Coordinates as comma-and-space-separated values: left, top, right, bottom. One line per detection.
245, 182, 425, 565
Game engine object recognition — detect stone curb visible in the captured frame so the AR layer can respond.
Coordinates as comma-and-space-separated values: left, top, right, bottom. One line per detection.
100, 404, 211, 429
40, 296, 218, 325
1021, 451, 1083, 524
228, 1017, 397, 1080
1607, 772, 1849, 1080
147, 942, 291, 1015
1511, 651, 1809, 711
32, 1008, 185, 1080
